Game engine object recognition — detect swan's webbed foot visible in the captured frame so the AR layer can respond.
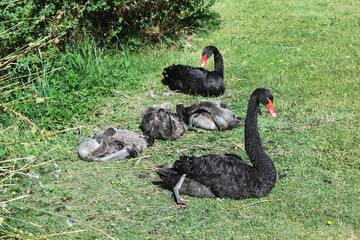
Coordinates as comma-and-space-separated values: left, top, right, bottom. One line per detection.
176, 196, 188, 205
173, 174, 188, 205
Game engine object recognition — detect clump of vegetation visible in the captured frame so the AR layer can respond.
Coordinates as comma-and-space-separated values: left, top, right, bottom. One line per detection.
0, 35, 65, 238
112, 0, 216, 45
1, 0, 216, 54
1, 32, 132, 124
33, 36, 133, 123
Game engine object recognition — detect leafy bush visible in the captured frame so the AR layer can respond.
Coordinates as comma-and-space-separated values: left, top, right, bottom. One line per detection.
0, 0, 216, 54
113, 0, 216, 45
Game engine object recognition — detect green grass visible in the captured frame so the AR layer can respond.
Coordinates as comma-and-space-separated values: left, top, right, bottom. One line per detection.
1, 0, 360, 238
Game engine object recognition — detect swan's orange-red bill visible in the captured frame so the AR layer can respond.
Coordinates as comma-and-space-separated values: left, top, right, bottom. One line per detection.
266, 98, 276, 118
201, 55, 208, 67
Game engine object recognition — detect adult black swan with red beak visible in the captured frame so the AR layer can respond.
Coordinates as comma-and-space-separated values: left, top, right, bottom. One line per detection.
162, 46, 225, 97
156, 88, 277, 205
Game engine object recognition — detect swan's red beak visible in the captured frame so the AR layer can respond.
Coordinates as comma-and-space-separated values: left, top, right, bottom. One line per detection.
266, 98, 276, 118
201, 55, 208, 67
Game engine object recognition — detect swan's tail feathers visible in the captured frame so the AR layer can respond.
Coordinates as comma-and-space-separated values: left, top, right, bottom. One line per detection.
156, 169, 182, 187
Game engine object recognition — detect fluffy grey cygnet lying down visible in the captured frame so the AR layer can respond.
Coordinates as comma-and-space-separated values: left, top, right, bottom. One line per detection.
78, 127, 154, 162
139, 102, 187, 141
176, 100, 238, 131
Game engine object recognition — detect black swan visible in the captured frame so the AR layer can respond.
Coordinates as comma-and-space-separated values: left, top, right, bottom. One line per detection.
162, 46, 225, 96
156, 88, 277, 204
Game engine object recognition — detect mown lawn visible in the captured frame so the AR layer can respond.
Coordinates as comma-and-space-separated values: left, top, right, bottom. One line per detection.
2, 0, 360, 238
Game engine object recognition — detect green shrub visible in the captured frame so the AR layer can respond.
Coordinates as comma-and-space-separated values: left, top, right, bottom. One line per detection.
113, 0, 216, 45
0, 0, 216, 54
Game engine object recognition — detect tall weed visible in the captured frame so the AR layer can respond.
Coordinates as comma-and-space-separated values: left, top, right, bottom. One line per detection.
45, 36, 135, 122
0, 34, 70, 238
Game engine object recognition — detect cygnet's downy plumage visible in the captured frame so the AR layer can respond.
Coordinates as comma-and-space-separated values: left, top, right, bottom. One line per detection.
78, 127, 153, 162
140, 102, 187, 141
176, 100, 238, 131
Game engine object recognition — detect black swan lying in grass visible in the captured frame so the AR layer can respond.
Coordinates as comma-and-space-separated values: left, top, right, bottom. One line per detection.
162, 46, 225, 97
157, 88, 277, 205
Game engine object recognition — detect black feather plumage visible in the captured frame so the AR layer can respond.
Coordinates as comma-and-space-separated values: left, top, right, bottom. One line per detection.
162, 46, 225, 97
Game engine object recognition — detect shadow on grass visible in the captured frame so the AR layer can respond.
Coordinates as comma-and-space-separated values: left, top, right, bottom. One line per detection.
185, 11, 222, 34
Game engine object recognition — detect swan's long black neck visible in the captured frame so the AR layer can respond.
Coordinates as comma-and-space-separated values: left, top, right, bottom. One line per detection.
245, 95, 276, 180
212, 48, 224, 78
